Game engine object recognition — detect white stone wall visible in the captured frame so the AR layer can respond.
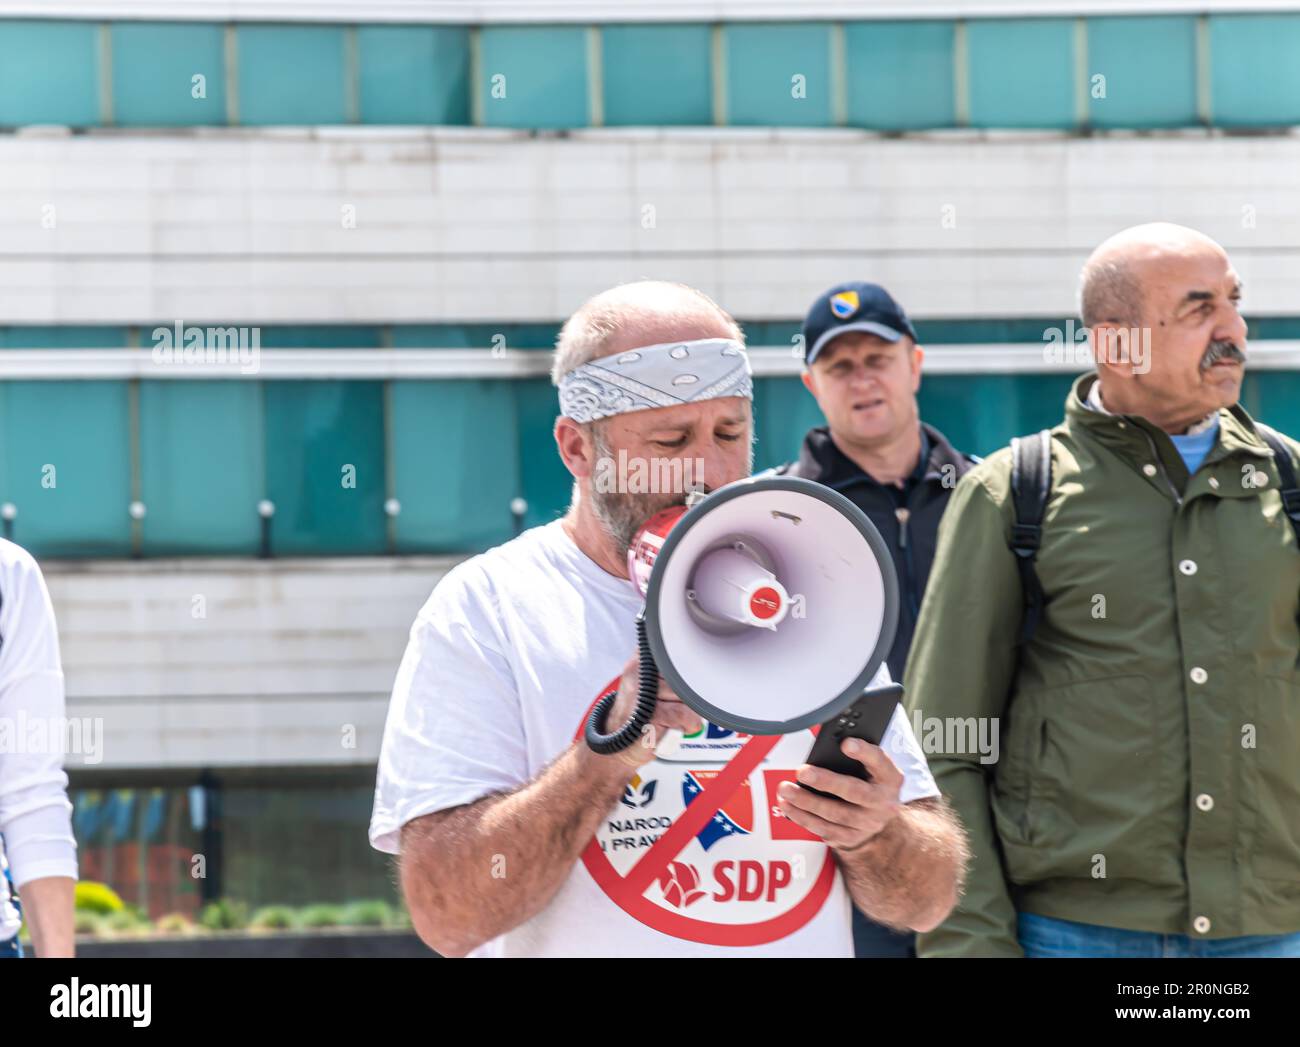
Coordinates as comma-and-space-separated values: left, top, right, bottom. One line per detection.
44, 557, 456, 770
1, 128, 1295, 330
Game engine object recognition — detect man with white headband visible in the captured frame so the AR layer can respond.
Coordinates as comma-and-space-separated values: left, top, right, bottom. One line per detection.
370, 281, 967, 957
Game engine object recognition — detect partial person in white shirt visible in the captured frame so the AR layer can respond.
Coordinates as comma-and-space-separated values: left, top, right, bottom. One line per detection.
0, 538, 78, 958
369, 281, 968, 957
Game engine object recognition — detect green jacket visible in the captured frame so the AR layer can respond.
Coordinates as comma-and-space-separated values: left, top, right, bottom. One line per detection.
904, 373, 1300, 957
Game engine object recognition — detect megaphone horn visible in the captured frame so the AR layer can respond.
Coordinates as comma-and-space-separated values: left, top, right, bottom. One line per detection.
585, 475, 899, 751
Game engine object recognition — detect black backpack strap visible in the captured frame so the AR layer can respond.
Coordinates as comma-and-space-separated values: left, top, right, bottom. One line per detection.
1255, 423, 1300, 546
1009, 429, 1053, 645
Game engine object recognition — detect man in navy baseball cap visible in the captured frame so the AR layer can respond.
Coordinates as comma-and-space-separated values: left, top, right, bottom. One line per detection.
775, 280, 977, 960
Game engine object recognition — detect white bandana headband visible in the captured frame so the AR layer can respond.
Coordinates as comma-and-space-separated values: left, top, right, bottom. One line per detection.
558, 338, 753, 423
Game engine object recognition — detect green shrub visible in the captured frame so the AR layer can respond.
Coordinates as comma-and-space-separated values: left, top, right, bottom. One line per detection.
73, 911, 100, 935
154, 913, 197, 936
100, 910, 149, 938
341, 900, 394, 928
249, 905, 299, 931
198, 898, 249, 932
74, 881, 125, 915
297, 904, 343, 929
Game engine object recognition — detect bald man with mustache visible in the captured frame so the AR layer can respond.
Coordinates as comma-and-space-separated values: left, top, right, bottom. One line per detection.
905, 223, 1300, 958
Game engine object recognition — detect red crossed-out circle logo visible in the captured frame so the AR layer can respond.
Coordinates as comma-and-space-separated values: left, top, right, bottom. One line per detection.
575, 681, 835, 946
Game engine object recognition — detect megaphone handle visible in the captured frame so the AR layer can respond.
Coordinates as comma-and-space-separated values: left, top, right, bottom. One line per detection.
584, 610, 659, 755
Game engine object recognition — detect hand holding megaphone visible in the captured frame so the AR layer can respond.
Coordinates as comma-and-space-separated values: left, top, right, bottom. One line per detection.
600, 649, 700, 769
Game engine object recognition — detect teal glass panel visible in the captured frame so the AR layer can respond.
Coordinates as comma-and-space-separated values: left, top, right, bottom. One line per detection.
513, 378, 571, 529
740, 322, 801, 350
0, 21, 100, 126
112, 22, 227, 126
263, 382, 386, 554
919, 373, 1076, 456
1240, 372, 1300, 438
1250, 317, 1300, 340
479, 26, 588, 129
967, 19, 1076, 129
603, 24, 712, 125
0, 382, 132, 555
138, 382, 263, 554
1209, 15, 1300, 127
1086, 17, 1196, 128
912, 318, 1075, 344
390, 380, 519, 552
237, 24, 347, 125
724, 23, 833, 126
0, 327, 130, 348
752, 377, 826, 470
257, 326, 383, 349
358, 25, 470, 124
390, 324, 558, 350
845, 21, 955, 130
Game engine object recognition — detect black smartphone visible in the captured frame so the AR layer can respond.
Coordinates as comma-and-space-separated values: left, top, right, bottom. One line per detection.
800, 684, 904, 798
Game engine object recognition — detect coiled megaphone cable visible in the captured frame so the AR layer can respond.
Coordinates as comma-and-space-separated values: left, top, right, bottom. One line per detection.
585, 611, 658, 754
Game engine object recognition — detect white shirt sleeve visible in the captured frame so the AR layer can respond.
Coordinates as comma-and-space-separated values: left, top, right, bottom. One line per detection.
867, 663, 940, 805
0, 545, 78, 887
369, 561, 530, 855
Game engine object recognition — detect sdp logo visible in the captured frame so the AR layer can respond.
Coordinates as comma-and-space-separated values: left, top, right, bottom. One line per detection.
658, 861, 706, 909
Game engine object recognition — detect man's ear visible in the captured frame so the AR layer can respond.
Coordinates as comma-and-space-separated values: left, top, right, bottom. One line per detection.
911, 343, 924, 393
800, 368, 816, 396
554, 416, 595, 480
1091, 322, 1134, 384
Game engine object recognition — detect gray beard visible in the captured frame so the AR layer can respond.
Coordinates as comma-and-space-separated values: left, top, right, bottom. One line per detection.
588, 429, 689, 557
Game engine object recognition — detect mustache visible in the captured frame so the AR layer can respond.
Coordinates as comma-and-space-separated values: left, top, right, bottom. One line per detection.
1200, 340, 1246, 371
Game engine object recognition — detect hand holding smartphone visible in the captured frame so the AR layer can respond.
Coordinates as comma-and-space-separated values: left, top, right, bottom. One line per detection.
800, 684, 903, 798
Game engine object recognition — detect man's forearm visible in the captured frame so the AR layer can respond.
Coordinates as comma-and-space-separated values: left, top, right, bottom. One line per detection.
400, 741, 633, 956
834, 796, 968, 934
19, 876, 75, 957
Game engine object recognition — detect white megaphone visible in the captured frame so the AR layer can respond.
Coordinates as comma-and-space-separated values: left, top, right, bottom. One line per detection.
584, 475, 899, 754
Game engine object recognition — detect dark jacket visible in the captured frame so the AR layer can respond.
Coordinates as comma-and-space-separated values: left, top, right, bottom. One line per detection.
779, 423, 978, 683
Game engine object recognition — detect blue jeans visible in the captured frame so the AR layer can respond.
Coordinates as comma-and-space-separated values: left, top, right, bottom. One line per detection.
1019, 912, 1300, 958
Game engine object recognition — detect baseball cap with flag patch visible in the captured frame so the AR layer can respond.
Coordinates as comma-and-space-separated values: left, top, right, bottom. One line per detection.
802, 281, 918, 366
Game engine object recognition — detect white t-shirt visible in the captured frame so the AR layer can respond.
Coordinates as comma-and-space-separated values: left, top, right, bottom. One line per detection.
370, 520, 939, 957
0, 539, 78, 941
